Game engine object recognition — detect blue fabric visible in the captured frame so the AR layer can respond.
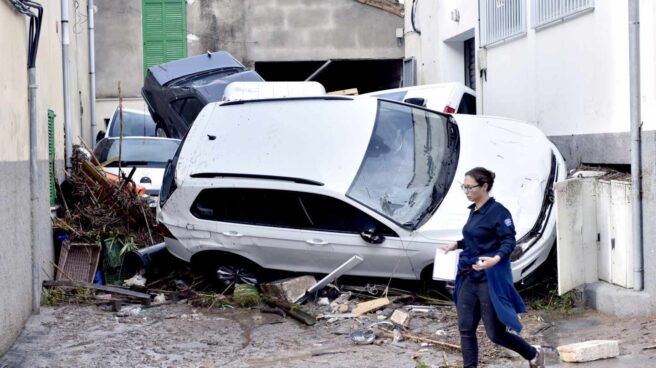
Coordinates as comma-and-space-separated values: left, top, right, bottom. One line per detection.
453, 198, 527, 332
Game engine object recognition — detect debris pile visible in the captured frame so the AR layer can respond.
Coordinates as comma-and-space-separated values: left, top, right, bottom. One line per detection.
54, 146, 162, 247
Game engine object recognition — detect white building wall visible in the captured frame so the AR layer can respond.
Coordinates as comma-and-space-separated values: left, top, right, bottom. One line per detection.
405, 0, 656, 136
405, 0, 478, 85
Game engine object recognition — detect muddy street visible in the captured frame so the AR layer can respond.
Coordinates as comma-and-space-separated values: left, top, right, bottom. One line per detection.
3, 300, 653, 368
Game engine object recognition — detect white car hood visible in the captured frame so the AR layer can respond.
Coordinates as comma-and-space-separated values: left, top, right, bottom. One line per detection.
103, 167, 165, 193
420, 115, 555, 240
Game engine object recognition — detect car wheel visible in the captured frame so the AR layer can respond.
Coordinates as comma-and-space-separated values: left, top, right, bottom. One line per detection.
213, 261, 259, 291
156, 125, 168, 138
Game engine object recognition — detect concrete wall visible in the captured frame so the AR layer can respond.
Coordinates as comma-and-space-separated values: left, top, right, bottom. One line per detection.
187, 0, 404, 66
94, 0, 404, 127
95, 0, 144, 99
0, 0, 90, 354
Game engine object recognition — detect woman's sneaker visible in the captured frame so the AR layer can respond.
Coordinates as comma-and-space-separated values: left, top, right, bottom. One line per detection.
529, 345, 545, 367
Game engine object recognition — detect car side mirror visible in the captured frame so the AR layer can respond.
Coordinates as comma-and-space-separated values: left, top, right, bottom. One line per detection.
403, 97, 426, 107
96, 130, 106, 143
360, 229, 385, 244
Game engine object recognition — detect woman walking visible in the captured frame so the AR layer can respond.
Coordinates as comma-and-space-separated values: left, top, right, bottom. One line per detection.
441, 167, 545, 368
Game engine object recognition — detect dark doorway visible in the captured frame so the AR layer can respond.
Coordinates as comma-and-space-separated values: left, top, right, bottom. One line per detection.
254, 59, 403, 94
464, 38, 476, 90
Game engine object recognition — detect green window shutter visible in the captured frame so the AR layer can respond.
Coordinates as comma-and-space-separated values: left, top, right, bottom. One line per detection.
47, 109, 56, 207
142, 0, 187, 76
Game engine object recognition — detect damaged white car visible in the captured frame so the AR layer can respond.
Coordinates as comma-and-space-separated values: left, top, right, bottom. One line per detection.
157, 96, 565, 289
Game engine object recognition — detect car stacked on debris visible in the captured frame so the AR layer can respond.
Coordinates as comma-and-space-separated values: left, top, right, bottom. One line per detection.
142, 51, 264, 138
155, 92, 566, 289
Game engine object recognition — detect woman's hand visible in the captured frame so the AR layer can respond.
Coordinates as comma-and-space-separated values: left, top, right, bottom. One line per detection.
472, 255, 501, 271
440, 242, 458, 253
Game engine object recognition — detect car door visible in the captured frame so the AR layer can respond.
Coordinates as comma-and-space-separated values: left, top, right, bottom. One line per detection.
296, 192, 415, 278
189, 188, 321, 273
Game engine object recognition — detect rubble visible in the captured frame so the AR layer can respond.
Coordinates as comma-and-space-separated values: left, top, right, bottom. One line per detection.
261, 275, 317, 303
390, 309, 411, 327
53, 146, 163, 284
557, 340, 620, 362
352, 297, 390, 317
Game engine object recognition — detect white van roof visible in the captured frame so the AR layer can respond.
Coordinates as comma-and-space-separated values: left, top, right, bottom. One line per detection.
222, 81, 326, 102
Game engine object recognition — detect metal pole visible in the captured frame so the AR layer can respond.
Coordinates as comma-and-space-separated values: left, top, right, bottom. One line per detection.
28, 67, 40, 313
88, 0, 97, 147
305, 60, 332, 81
62, 0, 73, 167
628, 0, 644, 291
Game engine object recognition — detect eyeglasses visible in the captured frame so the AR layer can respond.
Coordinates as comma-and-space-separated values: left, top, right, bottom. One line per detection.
460, 184, 481, 193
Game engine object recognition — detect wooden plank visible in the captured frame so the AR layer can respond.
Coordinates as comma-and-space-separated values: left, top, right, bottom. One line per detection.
43, 280, 151, 300
352, 297, 390, 317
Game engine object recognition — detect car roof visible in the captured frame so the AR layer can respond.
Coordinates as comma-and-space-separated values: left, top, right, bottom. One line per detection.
177, 96, 378, 194
365, 82, 475, 97
147, 51, 245, 85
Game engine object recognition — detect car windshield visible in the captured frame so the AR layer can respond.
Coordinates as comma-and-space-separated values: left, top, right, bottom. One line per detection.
347, 100, 459, 230
95, 139, 180, 168
108, 110, 156, 137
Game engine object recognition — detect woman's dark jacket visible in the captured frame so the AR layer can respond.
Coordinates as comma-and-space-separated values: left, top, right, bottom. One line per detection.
453, 197, 527, 332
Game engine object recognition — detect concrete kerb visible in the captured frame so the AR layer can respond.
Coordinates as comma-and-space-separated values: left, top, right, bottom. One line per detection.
584, 281, 652, 317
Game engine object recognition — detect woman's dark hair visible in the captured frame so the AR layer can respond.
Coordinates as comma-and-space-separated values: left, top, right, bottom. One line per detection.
465, 167, 496, 192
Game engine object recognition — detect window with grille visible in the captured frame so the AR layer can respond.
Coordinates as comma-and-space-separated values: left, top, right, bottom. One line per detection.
479, 0, 527, 47
531, 0, 594, 29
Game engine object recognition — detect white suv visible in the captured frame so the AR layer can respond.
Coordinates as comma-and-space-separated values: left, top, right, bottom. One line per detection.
158, 96, 564, 289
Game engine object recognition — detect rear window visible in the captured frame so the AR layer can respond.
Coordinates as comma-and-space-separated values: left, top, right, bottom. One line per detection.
108, 110, 156, 137
457, 93, 476, 115
94, 139, 180, 168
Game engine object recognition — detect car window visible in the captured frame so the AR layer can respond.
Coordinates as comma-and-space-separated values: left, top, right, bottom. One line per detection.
108, 110, 156, 137
94, 139, 180, 168
299, 192, 398, 237
457, 93, 476, 115
172, 97, 204, 126
190, 188, 398, 236
190, 188, 310, 228
348, 100, 459, 229
370, 91, 408, 102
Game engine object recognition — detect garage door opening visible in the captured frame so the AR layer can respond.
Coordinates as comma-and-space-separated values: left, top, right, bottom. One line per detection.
254, 59, 403, 95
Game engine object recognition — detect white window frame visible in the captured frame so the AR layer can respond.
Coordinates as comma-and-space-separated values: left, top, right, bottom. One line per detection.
531, 0, 595, 29
479, 0, 527, 47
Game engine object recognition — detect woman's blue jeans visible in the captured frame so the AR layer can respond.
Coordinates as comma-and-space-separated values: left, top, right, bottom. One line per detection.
456, 278, 537, 367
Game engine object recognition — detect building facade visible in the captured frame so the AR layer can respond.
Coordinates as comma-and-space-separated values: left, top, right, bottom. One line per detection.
0, 0, 92, 354
405, 0, 656, 315
94, 0, 405, 128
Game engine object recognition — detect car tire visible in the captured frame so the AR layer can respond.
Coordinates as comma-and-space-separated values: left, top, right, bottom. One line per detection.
211, 259, 260, 292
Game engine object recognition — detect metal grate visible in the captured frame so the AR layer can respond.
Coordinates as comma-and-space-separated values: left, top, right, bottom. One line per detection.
48, 109, 56, 206
402, 57, 417, 87
532, 0, 594, 28
479, 0, 527, 47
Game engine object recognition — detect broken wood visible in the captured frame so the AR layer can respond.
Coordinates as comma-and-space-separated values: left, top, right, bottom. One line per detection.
266, 298, 316, 326
378, 330, 461, 351
43, 280, 151, 300
352, 297, 390, 317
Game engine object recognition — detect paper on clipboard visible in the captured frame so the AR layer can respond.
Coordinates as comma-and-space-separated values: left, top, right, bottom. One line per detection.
432, 248, 462, 281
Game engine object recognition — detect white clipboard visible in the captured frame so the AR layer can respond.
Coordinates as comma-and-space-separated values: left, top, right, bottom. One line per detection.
432, 248, 462, 281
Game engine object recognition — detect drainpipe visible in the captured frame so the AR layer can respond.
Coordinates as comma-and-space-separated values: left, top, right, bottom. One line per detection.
62, 0, 73, 167
88, 0, 97, 147
628, 0, 644, 291
8, 0, 45, 313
